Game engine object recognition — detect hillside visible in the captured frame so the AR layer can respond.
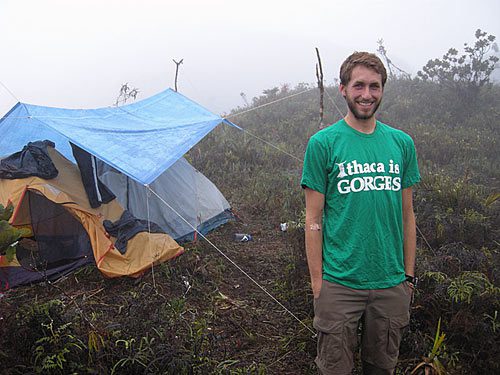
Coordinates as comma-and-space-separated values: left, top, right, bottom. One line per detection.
1, 77, 498, 374
1, 32, 500, 373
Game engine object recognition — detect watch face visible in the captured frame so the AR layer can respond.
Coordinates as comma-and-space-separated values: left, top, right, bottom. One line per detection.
405, 275, 418, 289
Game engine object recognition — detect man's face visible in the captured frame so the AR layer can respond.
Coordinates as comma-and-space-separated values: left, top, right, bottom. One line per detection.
340, 65, 383, 120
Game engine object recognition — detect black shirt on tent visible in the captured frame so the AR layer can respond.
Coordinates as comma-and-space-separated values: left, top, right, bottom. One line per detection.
0, 140, 58, 179
103, 210, 165, 254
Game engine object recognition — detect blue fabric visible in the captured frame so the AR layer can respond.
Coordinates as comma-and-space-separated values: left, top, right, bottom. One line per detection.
0, 89, 239, 184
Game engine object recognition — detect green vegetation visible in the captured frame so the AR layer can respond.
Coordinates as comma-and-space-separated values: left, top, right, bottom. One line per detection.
411, 318, 448, 375
0, 202, 30, 261
417, 29, 498, 107
0, 30, 498, 373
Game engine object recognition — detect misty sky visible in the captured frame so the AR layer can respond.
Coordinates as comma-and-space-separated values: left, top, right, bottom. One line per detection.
1, 0, 499, 117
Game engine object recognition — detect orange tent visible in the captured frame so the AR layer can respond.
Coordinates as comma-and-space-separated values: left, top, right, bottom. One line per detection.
0, 147, 183, 288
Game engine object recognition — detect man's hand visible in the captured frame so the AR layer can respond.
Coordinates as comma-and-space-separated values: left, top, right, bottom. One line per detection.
311, 277, 323, 299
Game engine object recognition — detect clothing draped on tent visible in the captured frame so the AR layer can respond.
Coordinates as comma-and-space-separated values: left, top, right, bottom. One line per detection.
0, 147, 184, 288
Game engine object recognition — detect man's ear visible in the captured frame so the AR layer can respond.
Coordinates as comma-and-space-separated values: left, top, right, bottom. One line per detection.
339, 84, 346, 98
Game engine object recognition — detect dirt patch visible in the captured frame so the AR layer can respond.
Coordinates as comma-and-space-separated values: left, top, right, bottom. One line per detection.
0, 213, 317, 374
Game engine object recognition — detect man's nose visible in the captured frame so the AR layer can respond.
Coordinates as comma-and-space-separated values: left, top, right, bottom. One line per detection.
361, 86, 371, 98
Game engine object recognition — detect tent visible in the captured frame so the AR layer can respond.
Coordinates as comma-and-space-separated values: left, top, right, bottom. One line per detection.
98, 157, 232, 242
0, 146, 184, 288
0, 89, 238, 288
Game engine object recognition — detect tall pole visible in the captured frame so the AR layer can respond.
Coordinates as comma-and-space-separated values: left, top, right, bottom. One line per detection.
173, 59, 184, 92
315, 48, 325, 129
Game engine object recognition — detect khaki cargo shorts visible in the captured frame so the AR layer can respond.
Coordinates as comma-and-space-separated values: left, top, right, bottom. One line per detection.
313, 280, 412, 375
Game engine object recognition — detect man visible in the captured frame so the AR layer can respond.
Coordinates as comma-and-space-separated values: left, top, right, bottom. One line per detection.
301, 52, 420, 375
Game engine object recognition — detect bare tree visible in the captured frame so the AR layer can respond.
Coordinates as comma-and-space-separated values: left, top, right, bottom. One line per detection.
114, 83, 139, 106
377, 39, 411, 80
240, 92, 249, 107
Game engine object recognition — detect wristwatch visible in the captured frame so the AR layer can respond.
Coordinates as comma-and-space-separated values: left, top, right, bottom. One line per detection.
405, 274, 418, 288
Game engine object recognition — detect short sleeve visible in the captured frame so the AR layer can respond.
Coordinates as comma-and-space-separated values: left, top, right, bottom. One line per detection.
301, 134, 328, 194
402, 136, 420, 189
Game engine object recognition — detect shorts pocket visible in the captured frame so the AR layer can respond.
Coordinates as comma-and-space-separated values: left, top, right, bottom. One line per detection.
314, 319, 345, 370
402, 281, 413, 297
387, 312, 409, 357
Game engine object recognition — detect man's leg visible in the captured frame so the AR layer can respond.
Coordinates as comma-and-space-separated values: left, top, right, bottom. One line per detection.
361, 282, 412, 374
313, 280, 368, 375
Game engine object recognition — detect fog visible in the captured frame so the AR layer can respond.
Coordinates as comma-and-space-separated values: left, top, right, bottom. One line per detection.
1, 0, 499, 116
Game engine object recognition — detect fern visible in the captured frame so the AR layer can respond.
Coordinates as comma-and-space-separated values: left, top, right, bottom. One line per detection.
447, 271, 498, 303
423, 271, 448, 283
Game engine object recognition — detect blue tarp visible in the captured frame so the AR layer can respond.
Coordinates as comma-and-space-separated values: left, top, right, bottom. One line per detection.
0, 88, 238, 184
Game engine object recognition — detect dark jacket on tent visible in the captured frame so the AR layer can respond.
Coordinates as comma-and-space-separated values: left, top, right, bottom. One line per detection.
70, 143, 115, 208
0, 140, 58, 179
103, 210, 165, 254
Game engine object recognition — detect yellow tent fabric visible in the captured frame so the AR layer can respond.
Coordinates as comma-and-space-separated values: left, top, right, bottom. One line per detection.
0, 147, 183, 278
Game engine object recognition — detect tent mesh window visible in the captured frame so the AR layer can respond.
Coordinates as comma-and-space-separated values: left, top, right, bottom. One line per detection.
16, 190, 93, 274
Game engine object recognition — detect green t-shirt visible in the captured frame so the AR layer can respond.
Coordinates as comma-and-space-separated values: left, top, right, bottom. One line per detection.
301, 119, 420, 289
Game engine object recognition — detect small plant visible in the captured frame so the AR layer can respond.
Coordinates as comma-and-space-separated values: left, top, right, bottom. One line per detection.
8, 299, 87, 372
411, 318, 447, 375
111, 335, 155, 374
447, 271, 498, 304
483, 192, 500, 207
483, 310, 499, 333
422, 271, 448, 283
34, 320, 85, 373
87, 330, 106, 357
168, 297, 186, 320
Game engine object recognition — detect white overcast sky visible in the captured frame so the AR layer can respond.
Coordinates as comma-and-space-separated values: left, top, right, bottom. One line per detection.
1, 0, 499, 116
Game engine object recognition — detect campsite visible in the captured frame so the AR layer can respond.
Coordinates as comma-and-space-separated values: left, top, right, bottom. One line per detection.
0, 20, 499, 375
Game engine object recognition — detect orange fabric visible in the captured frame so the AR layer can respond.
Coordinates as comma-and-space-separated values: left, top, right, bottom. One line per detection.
0, 147, 183, 277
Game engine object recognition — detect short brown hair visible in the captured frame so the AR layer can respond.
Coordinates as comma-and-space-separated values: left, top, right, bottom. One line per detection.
339, 52, 387, 87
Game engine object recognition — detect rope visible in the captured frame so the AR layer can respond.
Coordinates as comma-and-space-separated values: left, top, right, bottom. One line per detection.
237, 127, 304, 163
223, 87, 316, 120
0, 80, 20, 103
220, 87, 317, 164
146, 185, 316, 337
324, 87, 345, 117
416, 224, 436, 255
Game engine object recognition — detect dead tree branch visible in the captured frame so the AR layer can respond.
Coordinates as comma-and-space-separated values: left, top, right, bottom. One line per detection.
114, 83, 139, 106
173, 59, 184, 92
377, 39, 411, 80
315, 47, 325, 129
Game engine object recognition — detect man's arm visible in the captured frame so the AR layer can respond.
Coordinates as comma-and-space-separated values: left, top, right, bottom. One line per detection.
304, 188, 325, 299
402, 187, 416, 278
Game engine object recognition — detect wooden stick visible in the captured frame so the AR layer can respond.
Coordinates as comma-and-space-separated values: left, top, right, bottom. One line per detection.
315, 48, 325, 129
173, 59, 184, 92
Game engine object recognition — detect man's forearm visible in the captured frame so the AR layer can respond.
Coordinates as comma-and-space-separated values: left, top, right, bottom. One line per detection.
403, 209, 416, 276
402, 187, 416, 277
305, 224, 323, 291
304, 188, 325, 298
